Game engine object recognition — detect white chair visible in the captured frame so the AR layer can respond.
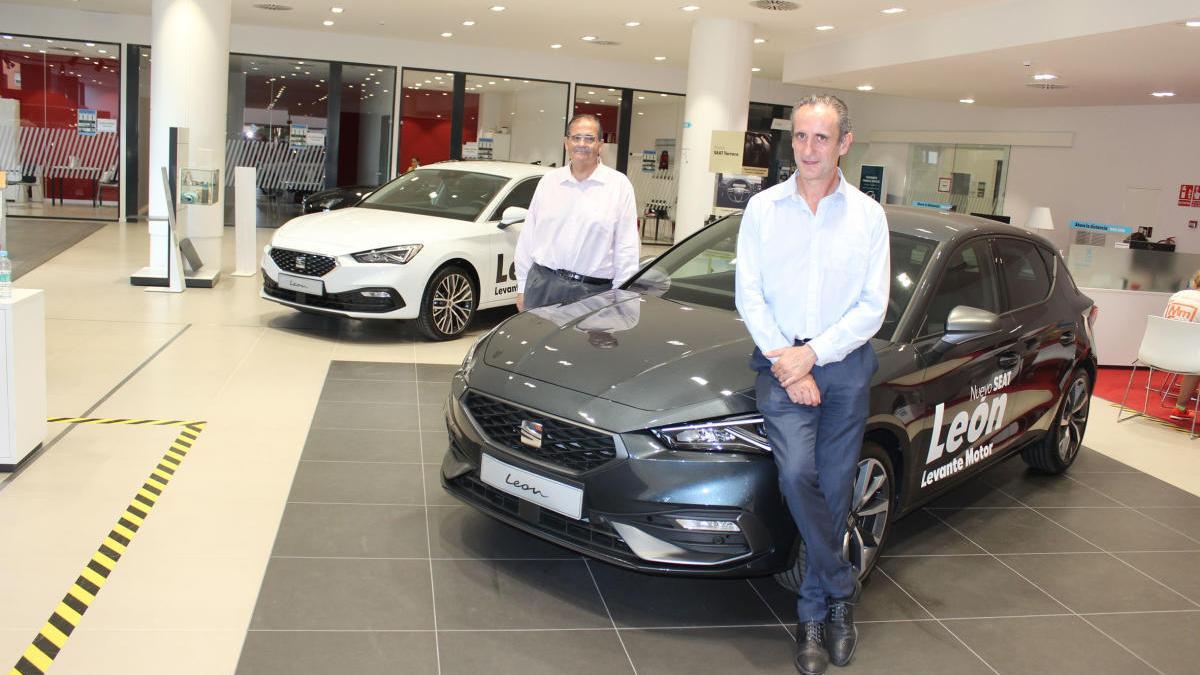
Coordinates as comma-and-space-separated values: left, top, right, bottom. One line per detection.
1117, 314, 1200, 438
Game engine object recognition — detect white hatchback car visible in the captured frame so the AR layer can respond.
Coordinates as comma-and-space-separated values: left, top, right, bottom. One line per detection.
261, 161, 551, 340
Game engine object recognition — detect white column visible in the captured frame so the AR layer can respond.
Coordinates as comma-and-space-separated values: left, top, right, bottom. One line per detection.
147, 0, 231, 274
674, 18, 754, 242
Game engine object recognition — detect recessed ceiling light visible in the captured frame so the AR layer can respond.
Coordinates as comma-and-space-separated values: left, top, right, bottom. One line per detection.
588, 90, 595, 94
637, 111, 644, 116
637, 95, 645, 100
815, 25, 835, 31
463, 20, 475, 26
681, 5, 700, 11
331, 6, 343, 13
581, 35, 597, 41
625, 21, 640, 27
753, 37, 766, 44
1151, 91, 1176, 97
857, 84, 874, 91
550, 43, 562, 49
490, 5, 506, 11
323, 20, 334, 26
441, 32, 453, 37
1033, 73, 1057, 81
959, 98, 975, 104
489, 80, 496, 84
660, 93, 667, 97
881, 7, 906, 14
751, 67, 761, 72
85, 42, 95, 46
1, 35, 12, 40
654, 55, 666, 61
98, 49, 107, 54
22, 43, 31, 47
1185, 19, 1200, 27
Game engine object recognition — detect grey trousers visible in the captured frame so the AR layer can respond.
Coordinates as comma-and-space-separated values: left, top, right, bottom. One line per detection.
523, 263, 610, 310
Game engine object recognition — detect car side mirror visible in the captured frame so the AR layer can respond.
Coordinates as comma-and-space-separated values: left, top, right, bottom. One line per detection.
498, 206, 528, 229
925, 305, 1002, 362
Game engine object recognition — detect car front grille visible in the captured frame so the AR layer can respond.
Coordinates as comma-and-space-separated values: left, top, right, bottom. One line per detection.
270, 248, 337, 277
463, 391, 618, 473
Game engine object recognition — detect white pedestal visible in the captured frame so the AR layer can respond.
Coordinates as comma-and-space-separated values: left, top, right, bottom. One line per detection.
0, 289, 47, 470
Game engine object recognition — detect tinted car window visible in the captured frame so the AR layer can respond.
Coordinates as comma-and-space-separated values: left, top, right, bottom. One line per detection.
359, 169, 508, 222
995, 237, 1053, 309
490, 177, 540, 219
627, 215, 936, 340
921, 239, 999, 336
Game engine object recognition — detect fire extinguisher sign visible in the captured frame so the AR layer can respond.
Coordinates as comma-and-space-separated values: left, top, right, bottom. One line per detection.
1180, 184, 1200, 208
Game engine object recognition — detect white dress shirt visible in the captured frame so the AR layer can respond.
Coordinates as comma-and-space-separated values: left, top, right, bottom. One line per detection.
514, 163, 640, 292
735, 170, 890, 366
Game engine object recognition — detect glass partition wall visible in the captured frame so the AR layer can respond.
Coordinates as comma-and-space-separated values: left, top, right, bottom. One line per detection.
903, 143, 1010, 216
1, 34, 122, 220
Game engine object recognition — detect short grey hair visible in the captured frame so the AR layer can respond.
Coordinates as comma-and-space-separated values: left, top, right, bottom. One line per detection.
567, 113, 604, 139
791, 95, 852, 139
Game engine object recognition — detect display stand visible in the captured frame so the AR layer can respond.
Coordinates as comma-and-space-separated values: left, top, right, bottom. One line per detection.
230, 166, 258, 277
0, 289, 47, 471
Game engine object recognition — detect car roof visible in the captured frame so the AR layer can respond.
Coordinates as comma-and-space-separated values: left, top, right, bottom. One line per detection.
421, 160, 553, 179
884, 205, 1056, 250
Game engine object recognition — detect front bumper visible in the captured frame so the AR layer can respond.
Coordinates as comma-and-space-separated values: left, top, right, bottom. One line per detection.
439, 372, 795, 577
260, 247, 421, 319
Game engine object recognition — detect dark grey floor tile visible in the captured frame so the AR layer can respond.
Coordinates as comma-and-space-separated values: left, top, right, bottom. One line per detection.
1071, 448, 1138, 473
878, 555, 1062, 619
984, 471, 1121, 507
421, 431, 450, 463
424, 464, 462, 506
417, 380, 452, 404
427, 505, 579, 559
438, 629, 632, 675
311, 401, 420, 431
327, 361, 416, 381
1068, 473, 1200, 508
838, 620, 994, 674
301, 428, 423, 463
417, 363, 459, 381
272, 503, 429, 558
1087, 611, 1200, 675
945, 615, 1156, 675
1137, 507, 1200, 542
418, 403, 447, 430
934, 506, 1100, 554
589, 564, 778, 628
1035, 508, 1200, 552
431, 558, 611, 629
882, 509, 985, 557
749, 572, 928, 625
236, 631, 437, 675
620, 626, 795, 675
927, 476, 1022, 508
998, 552, 1194, 614
249, 558, 433, 630
1116, 552, 1200, 603
289, 460, 425, 504
319, 379, 419, 405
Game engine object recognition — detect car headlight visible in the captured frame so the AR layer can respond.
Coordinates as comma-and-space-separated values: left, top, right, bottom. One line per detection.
459, 326, 498, 377
651, 416, 771, 453
352, 244, 423, 264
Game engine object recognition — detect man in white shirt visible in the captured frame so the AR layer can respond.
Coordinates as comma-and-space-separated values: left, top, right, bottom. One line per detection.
1164, 270, 1200, 421
735, 95, 889, 675
514, 114, 640, 311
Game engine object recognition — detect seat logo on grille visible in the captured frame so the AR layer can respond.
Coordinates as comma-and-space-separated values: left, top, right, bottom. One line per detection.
295, 255, 307, 271
519, 420, 544, 449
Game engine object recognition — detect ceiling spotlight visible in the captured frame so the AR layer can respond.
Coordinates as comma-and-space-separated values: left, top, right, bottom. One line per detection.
1033, 73, 1057, 81
98, 49, 107, 54
637, 95, 645, 100
588, 90, 595, 94
681, 5, 700, 11
1, 35, 12, 40
753, 37, 766, 44
463, 20, 475, 26
857, 84, 874, 91
625, 21, 641, 27
581, 35, 597, 41
881, 7, 906, 14
959, 98, 975, 104
751, 67, 761, 72
1151, 91, 1176, 97
23, 43, 32, 47
550, 43, 562, 49
323, 20, 334, 26
331, 6, 344, 13
441, 32, 453, 37
654, 55, 666, 61
1184, 20, 1200, 27
85, 42, 95, 46
490, 5, 506, 11
815, 25, 835, 31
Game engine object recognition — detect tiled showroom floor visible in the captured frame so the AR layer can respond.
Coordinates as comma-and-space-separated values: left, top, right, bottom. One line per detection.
236, 361, 1200, 675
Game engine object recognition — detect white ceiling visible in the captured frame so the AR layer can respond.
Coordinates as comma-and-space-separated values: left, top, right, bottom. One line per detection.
9, 0, 1200, 107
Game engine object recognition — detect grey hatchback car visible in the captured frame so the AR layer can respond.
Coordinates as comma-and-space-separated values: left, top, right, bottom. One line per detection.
440, 206, 1097, 590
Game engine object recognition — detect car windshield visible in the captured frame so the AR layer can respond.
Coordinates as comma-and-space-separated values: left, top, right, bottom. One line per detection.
626, 214, 938, 340
358, 169, 508, 222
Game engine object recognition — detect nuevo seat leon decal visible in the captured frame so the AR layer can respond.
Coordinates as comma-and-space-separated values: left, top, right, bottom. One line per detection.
440, 207, 1097, 590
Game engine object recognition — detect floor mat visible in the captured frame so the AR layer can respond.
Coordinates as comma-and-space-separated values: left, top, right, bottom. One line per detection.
1096, 366, 1199, 431
3, 217, 106, 279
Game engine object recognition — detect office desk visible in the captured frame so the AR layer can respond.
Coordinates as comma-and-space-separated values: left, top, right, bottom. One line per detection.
46, 165, 103, 206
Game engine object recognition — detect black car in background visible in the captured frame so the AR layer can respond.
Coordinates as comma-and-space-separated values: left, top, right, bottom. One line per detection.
441, 207, 1097, 590
301, 184, 376, 213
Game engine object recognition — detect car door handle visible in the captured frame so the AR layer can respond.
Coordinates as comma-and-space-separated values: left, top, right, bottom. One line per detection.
997, 351, 1020, 369
1059, 331, 1075, 346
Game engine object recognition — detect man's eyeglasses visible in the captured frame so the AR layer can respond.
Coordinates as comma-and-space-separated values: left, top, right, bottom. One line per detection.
568, 134, 598, 144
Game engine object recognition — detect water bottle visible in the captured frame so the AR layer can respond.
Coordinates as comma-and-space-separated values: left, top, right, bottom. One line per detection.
0, 251, 11, 299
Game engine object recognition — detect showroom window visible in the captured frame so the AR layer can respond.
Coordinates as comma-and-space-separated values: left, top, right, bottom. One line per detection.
1, 34, 122, 221
628, 90, 684, 244
904, 143, 1010, 216
398, 69, 456, 170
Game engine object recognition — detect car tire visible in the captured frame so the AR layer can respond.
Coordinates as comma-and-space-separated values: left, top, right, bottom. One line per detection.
417, 265, 477, 341
1021, 367, 1091, 474
774, 441, 895, 593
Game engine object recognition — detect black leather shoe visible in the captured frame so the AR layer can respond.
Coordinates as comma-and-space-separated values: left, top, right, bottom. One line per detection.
794, 621, 829, 675
825, 597, 858, 667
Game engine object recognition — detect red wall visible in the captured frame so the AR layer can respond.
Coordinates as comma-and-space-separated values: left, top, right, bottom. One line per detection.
397, 89, 479, 172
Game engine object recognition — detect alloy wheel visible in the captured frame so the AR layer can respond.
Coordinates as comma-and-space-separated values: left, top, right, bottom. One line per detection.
1057, 376, 1090, 464
431, 272, 474, 336
844, 457, 891, 579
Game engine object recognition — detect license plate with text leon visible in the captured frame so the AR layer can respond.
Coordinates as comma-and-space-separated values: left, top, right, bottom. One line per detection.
480, 454, 583, 520
277, 272, 324, 295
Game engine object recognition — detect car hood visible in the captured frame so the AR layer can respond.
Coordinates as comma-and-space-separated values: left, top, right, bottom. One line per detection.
480, 290, 758, 411
271, 207, 477, 255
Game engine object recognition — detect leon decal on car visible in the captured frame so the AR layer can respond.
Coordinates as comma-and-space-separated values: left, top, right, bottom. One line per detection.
921, 368, 1016, 489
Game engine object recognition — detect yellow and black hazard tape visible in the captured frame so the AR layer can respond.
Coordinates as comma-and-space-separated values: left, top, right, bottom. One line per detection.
9, 421, 206, 675
47, 417, 204, 427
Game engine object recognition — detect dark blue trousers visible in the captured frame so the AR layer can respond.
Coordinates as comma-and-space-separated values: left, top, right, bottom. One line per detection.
753, 343, 877, 622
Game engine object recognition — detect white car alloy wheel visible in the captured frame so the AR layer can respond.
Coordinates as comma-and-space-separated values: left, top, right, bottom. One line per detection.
419, 265, 476, 340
